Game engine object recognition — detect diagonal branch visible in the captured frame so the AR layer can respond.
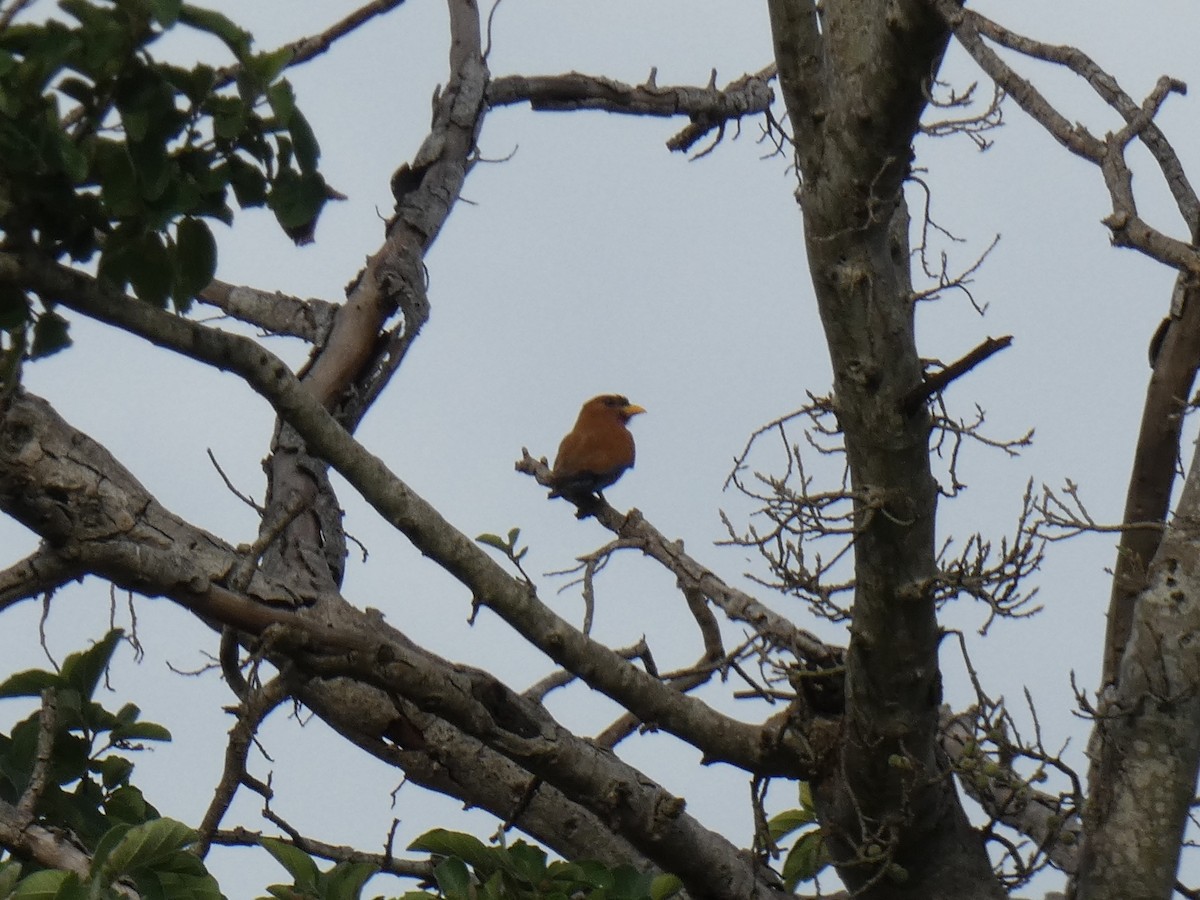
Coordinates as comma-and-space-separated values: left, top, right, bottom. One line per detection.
903, 335, 1012, 415
933, 1, 1200, 274
0, 804, 140, 898
196, 673, 293, 857
517, 449, 837, 665
213, 0, 411, 89
0, 246, 817, 780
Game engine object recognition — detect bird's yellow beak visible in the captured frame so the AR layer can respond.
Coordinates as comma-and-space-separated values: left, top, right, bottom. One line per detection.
624, 404, 646, 417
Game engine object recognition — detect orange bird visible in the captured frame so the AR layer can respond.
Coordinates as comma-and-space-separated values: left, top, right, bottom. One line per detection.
549, 395, 646, 506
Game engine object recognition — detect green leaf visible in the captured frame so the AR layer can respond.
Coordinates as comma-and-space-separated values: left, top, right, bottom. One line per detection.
798, 780, 814, 811
92, 822, 133, 872
9, 868, 76, 898
781, 829, 827, 890
250, 48, 294, 91
56, 134, 90, 184
105, 784, 152, 824
266, 78, 295, 123
224, 155, 267, 207
475, 533, 507, 551
127, 137, 173, 202
609, 865, 651, 900
98, 755, 134, 788
207, 95, 248, 140
172, 216, 216, 309
0, 861, 22, 895
574, 860, 614, 890
167, 62, 215, 105
96, 142, 140, 216
0, 668, 60, 698
100, 818, 197, 879
110, 720, 172, 743
432, 857, 470, 900
504, 841, 546, 884
410, 829, 505, 878
0, 286, 30, 330
30, 310, 72, 359
288, 109, 319, 174
266, 168, 326, 230
178, 5, 251, 59
261, 837, 320, 891
766, 807, 815, 841
60, 630, 122, 701
127, 231, 173, 307
146, 0, 183, 28
320, 861, 378, 900
649, 874, 682, 900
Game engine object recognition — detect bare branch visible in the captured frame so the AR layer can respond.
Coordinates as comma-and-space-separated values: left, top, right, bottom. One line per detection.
196, 280, 337, 344
0, 0, 34, 31
0, 549, 82, 613
197, 674, 293, 857
16, 690, 57, 823
0, 805, 141, 898
487, 68, 775, 154
211, 825, 434, 880
212, 0, 411, 88
903, 335, 1012, 415
518, 449, 838, 666
934, 1, 1200, 274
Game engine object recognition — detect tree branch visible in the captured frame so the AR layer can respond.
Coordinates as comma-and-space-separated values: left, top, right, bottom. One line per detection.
488, 67, 774, 153
196, 674, 293, 857
903, 335, 1013, 415
516, 451, 837, 667
0, 245, 817, 779
1074, 430, 1200, 899
0, 803, 140, 898
0, 388, 795, 891
934, 1, 1200, 274
213, 0, 411, 88
196, 280, 337, 344
0, 548, 82, 613
209, 826, 434, 880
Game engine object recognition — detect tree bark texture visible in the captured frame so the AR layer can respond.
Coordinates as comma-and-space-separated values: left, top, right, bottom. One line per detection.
768, 0, 1002, 896
1075, 433, 1200, 900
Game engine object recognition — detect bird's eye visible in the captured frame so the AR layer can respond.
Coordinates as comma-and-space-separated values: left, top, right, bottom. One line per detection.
607, 395, 627, 407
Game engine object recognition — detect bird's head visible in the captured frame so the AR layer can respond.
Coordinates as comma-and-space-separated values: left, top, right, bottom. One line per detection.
582, 394, 647, 424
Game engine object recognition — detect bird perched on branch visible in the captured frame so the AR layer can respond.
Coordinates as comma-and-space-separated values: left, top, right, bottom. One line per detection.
549, 394, 646, 509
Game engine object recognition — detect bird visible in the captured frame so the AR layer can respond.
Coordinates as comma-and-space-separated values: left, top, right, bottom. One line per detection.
548, 394, 646, 509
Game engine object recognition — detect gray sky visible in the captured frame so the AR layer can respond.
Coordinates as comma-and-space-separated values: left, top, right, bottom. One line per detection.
2, 1, 1198, 896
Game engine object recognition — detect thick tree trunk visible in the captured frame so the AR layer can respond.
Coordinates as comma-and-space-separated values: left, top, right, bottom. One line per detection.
1074, 431, 1200, 899
768, 0, 1003, 895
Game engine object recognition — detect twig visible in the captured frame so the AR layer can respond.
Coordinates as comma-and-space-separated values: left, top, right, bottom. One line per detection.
210, 825, 434, 880
902, 335, 1012, 415
16, 690, 57, 822
196, 674, 292, 857
0, 0, 34, 31
212, 0, 410, 89
488, 67, 774, 156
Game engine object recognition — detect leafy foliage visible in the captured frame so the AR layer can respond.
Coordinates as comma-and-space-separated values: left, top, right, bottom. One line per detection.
476, 528, 528, 566
0, 629, 223, 898
405, 830, 683, 900
258, 839, 377, 900
766, 783, 830, 890
0, 0, 330, 358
